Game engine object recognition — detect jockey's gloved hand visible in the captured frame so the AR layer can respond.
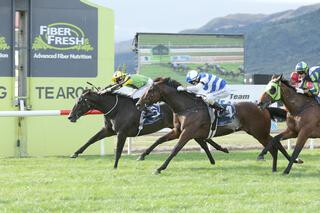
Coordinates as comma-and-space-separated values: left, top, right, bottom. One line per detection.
296, 88, 304, 94
177, 86, 185, 91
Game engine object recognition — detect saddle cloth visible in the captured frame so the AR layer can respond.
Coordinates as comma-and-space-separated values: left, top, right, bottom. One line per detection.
136, 103, 161, 136
207, 102, 239, 139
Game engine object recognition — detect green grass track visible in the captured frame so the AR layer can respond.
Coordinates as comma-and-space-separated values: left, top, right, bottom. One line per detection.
1, 150, 320, 212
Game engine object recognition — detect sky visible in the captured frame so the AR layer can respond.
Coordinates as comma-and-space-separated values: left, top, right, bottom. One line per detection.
91, 0, 320, 42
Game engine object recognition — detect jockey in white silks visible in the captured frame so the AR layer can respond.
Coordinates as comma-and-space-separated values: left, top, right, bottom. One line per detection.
177, 70, 230, 114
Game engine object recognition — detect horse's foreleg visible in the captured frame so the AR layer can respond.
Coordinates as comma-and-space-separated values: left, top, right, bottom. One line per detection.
114, 132, 127, 169
71, 127, 115, 158
155, 130, 191, 174
205, 139, 229, 153
269, 145, 278, 172
137, 129, 180, 161
283, 129, 309, 174
259, 134, 282, 157
195, 138, 215, 165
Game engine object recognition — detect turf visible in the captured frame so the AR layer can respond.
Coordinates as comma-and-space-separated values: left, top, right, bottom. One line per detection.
1, 150, 320, 212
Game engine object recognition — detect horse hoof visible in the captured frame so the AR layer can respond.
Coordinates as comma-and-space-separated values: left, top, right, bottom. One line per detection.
282, 171, 289, 175
256, 155, 265, 161
153, 170, 161, 175
295, 158, 304, 164
70, 154, 78, 158
137, 155, 145, 161
223, 148, 229, 154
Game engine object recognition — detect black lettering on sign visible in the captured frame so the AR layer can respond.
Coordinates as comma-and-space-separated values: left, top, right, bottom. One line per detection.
66, 87, 76, 99
230, 94, 250, 100
45, 87, 54, 99
56, 87, 66, 99
35, 86, 90, 99
0, 86, 7, 99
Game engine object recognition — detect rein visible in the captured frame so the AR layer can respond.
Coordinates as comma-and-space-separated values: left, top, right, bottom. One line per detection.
104, 95, 119, 116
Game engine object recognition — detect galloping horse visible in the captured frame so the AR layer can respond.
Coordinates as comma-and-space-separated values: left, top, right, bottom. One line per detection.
136, 77, 293, 174
258, 74, 317, 174
68, 89, 228, 168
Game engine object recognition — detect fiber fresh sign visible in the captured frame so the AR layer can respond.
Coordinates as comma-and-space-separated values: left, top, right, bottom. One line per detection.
32, 23, 93, 51
30, 2, 98, 78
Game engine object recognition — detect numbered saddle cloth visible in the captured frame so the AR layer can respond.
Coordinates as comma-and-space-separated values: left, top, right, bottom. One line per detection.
207, 102, 240, 139
143, 104, 161, 125
136, 103, 162, 136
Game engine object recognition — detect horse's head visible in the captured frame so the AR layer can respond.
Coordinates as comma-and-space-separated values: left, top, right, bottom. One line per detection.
136, 81, 163, 111
68, 89, 95, 122
258, 74, 282, 110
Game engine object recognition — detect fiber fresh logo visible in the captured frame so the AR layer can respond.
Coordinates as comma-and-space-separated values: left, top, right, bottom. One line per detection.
0, 36, 10, 50
32, 23, 93, 51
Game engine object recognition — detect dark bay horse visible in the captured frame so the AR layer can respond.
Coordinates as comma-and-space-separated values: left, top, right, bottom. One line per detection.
68, 89, 228, 168
258, 74, 317, 174
136, 77, 292, 174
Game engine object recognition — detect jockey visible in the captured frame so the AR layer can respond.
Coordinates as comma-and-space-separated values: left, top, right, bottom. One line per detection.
104, 71, 153, 100
177, 70, 230, 113
294, 61, 320, 99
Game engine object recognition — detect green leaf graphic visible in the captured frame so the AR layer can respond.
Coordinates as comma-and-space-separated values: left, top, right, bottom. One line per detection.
0, 37, 10, 50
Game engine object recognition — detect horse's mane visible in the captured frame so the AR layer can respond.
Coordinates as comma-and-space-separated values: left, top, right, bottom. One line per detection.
154, 77, 181, 89
280, 78, 296, 90
84, 88, 133, 100
154, 77, 204, 102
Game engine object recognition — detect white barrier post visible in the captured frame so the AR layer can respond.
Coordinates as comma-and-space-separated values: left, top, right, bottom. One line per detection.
310, 139, 314, 150
127, 138, 132, 155
100, 140, 105, 156
287, 139, 291, 151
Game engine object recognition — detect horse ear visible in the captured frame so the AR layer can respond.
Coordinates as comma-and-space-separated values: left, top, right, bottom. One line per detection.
273, 74, 282, 82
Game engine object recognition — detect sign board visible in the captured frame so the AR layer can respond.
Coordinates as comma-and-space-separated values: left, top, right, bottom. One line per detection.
134, 33, 245, 85
0, 0, 16, 157
25, 0, 114, 156
220, 85, 266, 104
30, 0, 98, 77
0, 0, 12, 77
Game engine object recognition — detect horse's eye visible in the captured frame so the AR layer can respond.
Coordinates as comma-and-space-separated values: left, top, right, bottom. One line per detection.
269, 86, 276, 95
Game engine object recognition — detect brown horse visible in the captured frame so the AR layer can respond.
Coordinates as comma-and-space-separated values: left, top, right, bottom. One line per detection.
136, 77, 292, 174
68, 89, 228, 168
258, 74, 317, 174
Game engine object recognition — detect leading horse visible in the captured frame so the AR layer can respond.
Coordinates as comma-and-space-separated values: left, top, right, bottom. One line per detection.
258, 74, 316, 174
136, 77, 293, 174
68, 89, 228, 168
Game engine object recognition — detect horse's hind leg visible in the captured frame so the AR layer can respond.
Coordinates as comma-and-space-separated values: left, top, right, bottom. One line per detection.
71, 127, 115, 158
205, 139, 229, 153
137, 129, 179, 161
259, 130, 302, 164
195, 138, 215, 165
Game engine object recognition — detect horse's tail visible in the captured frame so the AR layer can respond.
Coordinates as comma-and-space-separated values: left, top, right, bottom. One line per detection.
266, 107, 287, 121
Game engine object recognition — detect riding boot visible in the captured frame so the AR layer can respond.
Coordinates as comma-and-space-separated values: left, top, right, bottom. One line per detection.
210, 102, 227, 118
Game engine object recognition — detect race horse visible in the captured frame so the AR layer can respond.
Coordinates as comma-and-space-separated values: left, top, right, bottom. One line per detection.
136, 77, 294, 174
68, 89, 229, 168
258, 74, 317, 174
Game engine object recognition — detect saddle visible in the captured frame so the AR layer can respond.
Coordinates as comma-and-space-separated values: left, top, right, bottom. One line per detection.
207, 102, 238, 138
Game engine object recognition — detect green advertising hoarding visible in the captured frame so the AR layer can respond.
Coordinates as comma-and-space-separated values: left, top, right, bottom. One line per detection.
135, 33, 244, 85
0, 0, 16, 157
24, 0, 114, 156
